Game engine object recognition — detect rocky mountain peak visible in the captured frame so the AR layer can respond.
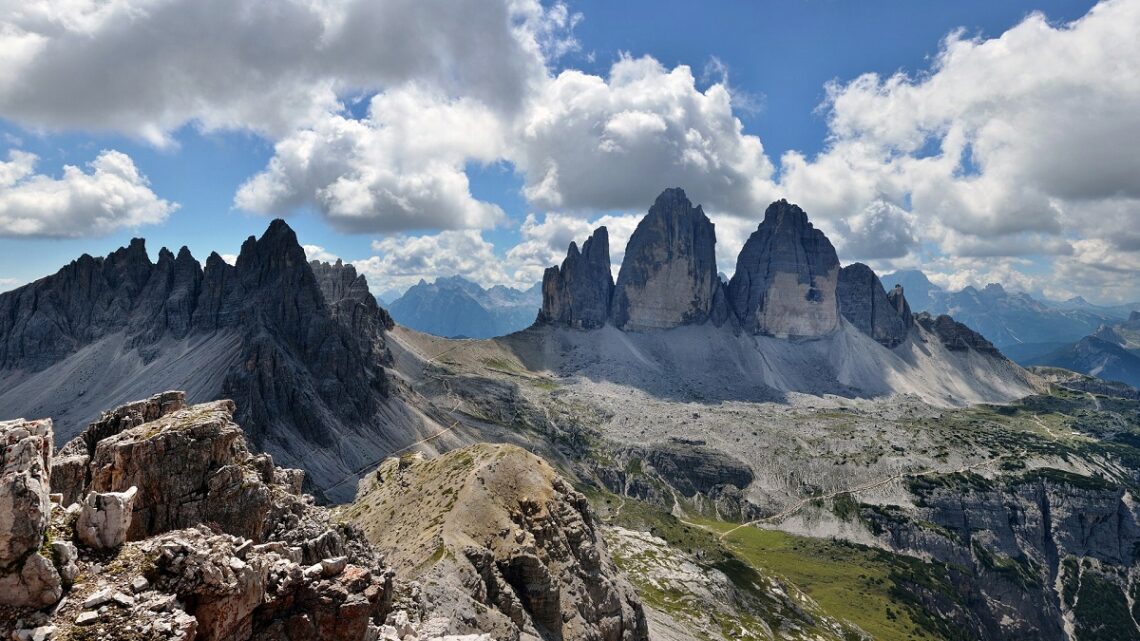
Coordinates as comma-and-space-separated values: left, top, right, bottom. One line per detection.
728, 199, 840, 337
610, 188, 728, 330
1130, 310, 1140, 323
538, 226, 614, 329
836, 263, 910, 347
0, 219, 395, 499
887, 283, 913, 325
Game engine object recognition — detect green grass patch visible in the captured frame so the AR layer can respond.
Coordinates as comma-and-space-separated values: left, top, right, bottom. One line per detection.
710, 521, 962, 641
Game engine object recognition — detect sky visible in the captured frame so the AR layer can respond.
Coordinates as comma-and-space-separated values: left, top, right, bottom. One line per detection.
1, 0, 1137, 303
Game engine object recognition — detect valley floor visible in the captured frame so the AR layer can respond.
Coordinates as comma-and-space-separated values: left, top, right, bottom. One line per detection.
374, 325, 1140, 641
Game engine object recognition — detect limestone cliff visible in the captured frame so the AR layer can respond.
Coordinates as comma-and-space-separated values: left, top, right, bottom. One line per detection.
836, 263, 910, 347
0, 394, 413, 641
610, 188, 729, 330
728, 199, 841, 338
538, 226, 614, 329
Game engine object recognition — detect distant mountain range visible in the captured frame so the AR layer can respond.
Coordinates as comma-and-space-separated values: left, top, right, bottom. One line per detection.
880, 270, 1138, 364
385, 276, 541, 339
1030, 312, 1140, 387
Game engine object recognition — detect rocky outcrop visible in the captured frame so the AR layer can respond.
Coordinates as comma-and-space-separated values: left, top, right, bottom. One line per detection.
0, 417, 60, 607
350, 444, 649, 641
76, 486, 137, 549
538, 226, 615, 329
1, 394, 407, 641
836, 263, 910, 347
862, 470, 1140, 641
886, 283, 912, 327
728, 199, 840, 338
915, 312, 1002, 356
610, 188, 728, 330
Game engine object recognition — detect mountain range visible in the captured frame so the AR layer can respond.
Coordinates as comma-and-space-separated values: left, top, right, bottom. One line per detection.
1030, 311, 1140, 387
385, 276, 540, 339
881, 269, 1138, 363
8, 188, 1140, 640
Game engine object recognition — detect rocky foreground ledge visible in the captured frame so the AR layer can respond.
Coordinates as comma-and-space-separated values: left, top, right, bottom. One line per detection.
0, 392, 484, 641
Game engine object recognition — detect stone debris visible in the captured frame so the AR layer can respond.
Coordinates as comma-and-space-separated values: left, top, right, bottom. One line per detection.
75, 486, 137, 549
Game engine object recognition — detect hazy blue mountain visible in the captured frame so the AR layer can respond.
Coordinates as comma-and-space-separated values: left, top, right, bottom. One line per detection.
879, 269, 941, 312
386, 276, 540, 338
1026, 312, 1140, 386
1034, 335, 1140, 387
879, 271, 1132, 360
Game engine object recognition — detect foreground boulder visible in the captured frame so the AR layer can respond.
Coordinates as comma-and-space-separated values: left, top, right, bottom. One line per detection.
0, 418, 61, 607
610, 188, 728, 331
348, 444, 650, 641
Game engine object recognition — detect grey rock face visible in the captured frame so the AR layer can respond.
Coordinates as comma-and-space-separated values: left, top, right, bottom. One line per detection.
0, 220, 393, 497
0, 417, 61, 607
886, 283, 913, 327
538, 226, 614, 329
915, 312, 1002, 356
610, 188, 728, 330
836, 263, 910, 347
729, 199, 841, 337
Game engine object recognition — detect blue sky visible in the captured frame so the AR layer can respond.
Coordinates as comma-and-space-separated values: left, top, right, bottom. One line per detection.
1, 0, 1137, 303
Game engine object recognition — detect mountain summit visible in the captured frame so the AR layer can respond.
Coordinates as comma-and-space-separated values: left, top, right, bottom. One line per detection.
729, 199, 841, 338
0, 219, 401, 500
610, 188, 729, 330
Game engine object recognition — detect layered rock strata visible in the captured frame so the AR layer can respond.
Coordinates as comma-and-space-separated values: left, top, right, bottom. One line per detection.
0, 394, 409, 641
728, 199, 841, 338
836, 263, 910, 347
610, 188, 729, 330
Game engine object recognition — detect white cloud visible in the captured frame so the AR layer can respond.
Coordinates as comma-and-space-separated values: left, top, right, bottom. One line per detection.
506, 211, 641, 282
302, 244, 339, 264
353, 230, 512, 293
2, 0, 1139, 302
0, 277, 20, 293
770, 0, 1140, 301
235, 87, 507, 232
0, 0, 570, 145
514, 54, 778, 217
0, 149, 176, 237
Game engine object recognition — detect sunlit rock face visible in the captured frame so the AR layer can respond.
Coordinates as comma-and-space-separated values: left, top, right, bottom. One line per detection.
728, 199, 841, 338
610, 188, 729, 331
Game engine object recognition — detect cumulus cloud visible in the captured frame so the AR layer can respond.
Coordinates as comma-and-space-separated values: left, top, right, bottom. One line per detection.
0, 0, 566, 144
352, 231, 513, 293
235, 88, 507, 232
3, 0, 1140, 302
0, 149, 176, 237
515, 54, 778, 217
302, 244, 340, 264
506, 212, 641, 282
